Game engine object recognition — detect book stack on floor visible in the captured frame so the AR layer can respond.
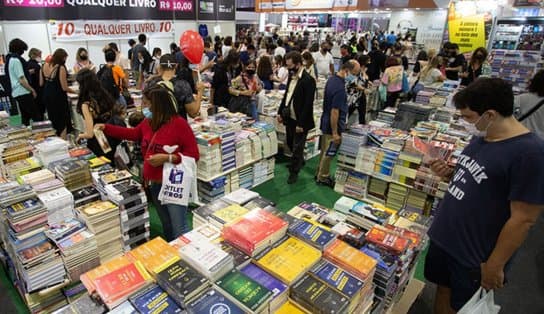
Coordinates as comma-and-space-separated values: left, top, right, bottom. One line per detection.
75, 200, 123, 263
0, 184, 67, 293
34, 137, 70, 167
38, 187, 75, 225
105, 179, 150, 250
46, 219, 100, 281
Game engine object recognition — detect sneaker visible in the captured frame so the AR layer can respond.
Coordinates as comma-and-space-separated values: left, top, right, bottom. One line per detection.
316, 177, 335, 188
287, 173, 298, 184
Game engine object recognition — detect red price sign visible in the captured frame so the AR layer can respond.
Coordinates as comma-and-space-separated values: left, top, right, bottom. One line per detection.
4, 0, 63, 7
158, 0, 193, 12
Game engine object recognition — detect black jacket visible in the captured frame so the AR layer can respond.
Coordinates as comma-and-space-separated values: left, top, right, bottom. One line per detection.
278, 70, 316, 131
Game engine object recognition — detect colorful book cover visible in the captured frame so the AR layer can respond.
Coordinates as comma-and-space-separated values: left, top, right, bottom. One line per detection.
80, 255, 133, 293
80, 201, 117, 216
274, 300, 306, 314
385, 224, 421, 249
93, 261, 152, 304
127, 237, 180, 274
215, 269, 273, 312
240, 263, 287, 300
290, 274, 349, 314
211, 204, 249, 225
366, 225, 411, 254
156, 260, 208, 307
186, 288, 245, 314
360, 244, 398, 275
108, 301, 137, 314
309, 260, 364, 298
129, 284, 183, 314
324, 239, 377, 280
288, 220, 336, 250
218, 241, 251, 269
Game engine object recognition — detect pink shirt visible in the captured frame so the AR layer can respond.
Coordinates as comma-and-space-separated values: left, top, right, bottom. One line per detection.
381, 65, 404, 92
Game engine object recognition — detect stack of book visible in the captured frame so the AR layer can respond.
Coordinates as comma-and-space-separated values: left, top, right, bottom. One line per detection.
104, 179, 150, 250
334, 196, 394, 231
75, 201, 124, 262
287, 201, 329, 222
214, 268, 274, 313
216, 122, 236, 173
18, 169, 55, 187
235, 131, 254, 167
127, 237, 180, 275
240, 263, 288, 312
386, 183, 409, 211
192, 198, 230, 228
38, 187, 75, 225
34, 137, 70, 166
290, 273, 350, 314
255, 236, 321, 285
253, 121, 278, 157
53, 159, 92, 192
72, 186, 101, 208
92, 169, 132, 196
198, 176, 227, 203
2, 125, 32, 141
335, 169, 369, 200
185, 288, 245, 313
170, 229, 233, 281
360, 242, 398, 308
223, 187, 259, 205
287, 219, 336, 251
156, 259, 210, 308
208, 204, 249, 229
196, 132, 222, 180
223, 209, 288, 257
367, 177, 389, 203
237, 165, 253, 189
0, 140, 34, 167
252, 159, 272, 186
218, 240, 252, 270
324, 239, 377, 283
128, 284, 183, 313
68, 146, 95, 159
47, 220, 100, 281
31, 120, 55, 138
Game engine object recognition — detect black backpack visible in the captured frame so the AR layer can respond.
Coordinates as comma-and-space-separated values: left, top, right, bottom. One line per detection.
97, 65, 120, 100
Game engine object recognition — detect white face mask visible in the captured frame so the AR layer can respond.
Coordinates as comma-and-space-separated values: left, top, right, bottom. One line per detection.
461, 112, 492, 138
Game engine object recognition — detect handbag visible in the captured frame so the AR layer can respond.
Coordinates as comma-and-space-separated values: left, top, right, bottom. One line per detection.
158, 154, 197, 206
457, 287, 500, 314
228, 76, 252, 115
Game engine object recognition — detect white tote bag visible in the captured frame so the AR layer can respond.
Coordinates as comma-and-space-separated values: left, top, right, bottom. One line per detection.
158, 154, 197, 206
458, 287, 501, 314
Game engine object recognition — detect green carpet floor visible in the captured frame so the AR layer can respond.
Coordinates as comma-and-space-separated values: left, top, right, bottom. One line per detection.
0, 119, 426, 312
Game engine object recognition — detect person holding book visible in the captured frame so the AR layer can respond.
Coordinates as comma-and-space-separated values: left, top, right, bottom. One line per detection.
96, 85, 199, 241
316, 60, 361, 187
425, 78, 544, 313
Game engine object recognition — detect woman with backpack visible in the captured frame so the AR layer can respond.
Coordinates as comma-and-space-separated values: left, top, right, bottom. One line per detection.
75, 68, 123, 162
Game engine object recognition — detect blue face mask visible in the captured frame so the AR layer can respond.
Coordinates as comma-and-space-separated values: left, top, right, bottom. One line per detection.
346, 73, 357, 83
142, 107, 152, 119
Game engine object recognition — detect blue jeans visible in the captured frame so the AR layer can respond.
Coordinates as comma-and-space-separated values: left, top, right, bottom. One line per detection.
118, 94, 127, 108
250, 99, 258, 121
149, 183, 188, 241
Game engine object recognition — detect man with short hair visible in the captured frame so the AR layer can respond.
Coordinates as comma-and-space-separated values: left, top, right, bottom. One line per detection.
101, 49, 129, 106
277, 51, 317, 184
426, 78, 544, 313
445, 43, 466, 81
6, 38, 40, 126
108, 42, 130, 70
316, 60, 361, 187
340, 44, 353, 65
127, 39, 136, 63
312, 42, 335, 78
132, 34, 150, 71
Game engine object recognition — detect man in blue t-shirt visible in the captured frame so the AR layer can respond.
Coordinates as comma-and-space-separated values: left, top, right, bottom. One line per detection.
315, 60, 361, 187
386, 31, 397, 47
425, 78, 544, 313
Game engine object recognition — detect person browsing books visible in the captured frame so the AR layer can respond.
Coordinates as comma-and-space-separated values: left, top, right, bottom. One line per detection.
277, 51, 316, 184
315, 60, 360, 188
96, 85, 199, 241
425, 78, 544, 313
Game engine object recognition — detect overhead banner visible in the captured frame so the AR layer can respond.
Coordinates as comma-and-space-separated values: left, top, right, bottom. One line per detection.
0, 0, 196, 20
448, 15, 486, 53
49, 20, 174, 42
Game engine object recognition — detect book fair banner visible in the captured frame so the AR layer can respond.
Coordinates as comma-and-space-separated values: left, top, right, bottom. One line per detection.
0, 0, 196, 20
49, 20, 175, 42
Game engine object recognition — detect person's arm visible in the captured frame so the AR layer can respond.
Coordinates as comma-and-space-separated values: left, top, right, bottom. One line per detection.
77, 103, 95, 140
12, 60, 36, 97
185, 82, 204, 118
103, 122, 142, 142
39, 68, 44, 88
329, 56, 335, 76
59, 66, 76, 94
18, 76, 36, 98
330, 108, 340, 142
482, 201, 543, 290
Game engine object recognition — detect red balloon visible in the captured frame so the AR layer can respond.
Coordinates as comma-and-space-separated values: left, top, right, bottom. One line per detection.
180, 30, 204, 64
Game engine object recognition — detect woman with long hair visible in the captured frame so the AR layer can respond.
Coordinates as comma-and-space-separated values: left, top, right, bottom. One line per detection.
257, 55, 274, 90
301, 51, 317, 81
211, 50, 241, 112
97, 86, 199, 241
460, 47, 491, 86
73, 47, 96, 73
75, 68, 122, 161
273, 54, 288, 90
40, 48, 76, 138
381, 56, 404, 109
229, 60, 262, 120
419, 56, 446, 86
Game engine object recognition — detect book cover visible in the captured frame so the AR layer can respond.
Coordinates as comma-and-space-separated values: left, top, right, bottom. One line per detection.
218, 241, 251, 269
129, 284, 183, 314
324, 239, 377, 280
186, 288, 245, 314
366, 225, 411, 254
156, 260, 209, 307
80, 255, 133, 293
127, 237, 180, 274
288, 220, 336, 250
108, 301, 138, 314
290, 274, 349, 314
240, 263, 287, 300
309, 260, 364, 298
93, 128, 112, 154
274, 300, 306, 314
211, 204, 249, 225
79, 201, 117, 216
384, 224, 422, 249
215, 269, 273, 313
93, 262, 151, 304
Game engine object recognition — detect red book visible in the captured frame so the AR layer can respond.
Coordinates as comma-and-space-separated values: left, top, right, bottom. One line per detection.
384, 224, 421, 249
93, 261, 151, 309
366, 225, 412, 255
222, 209, 288, 256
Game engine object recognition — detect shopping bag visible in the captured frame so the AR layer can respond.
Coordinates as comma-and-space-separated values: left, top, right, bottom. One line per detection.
458, 287, 501, 314
402, 72, 410, 93
158, 155, 196, 206
378, 84, 387, 103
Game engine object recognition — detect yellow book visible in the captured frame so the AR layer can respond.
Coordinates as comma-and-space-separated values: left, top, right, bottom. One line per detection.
257, 237, 321, 285
301, 218, 332, 231
274, 300, 307, 314
127, 237, 180, 275
211, 204, 249, 225
80, 200, 117, 216
287, 206, 321, 221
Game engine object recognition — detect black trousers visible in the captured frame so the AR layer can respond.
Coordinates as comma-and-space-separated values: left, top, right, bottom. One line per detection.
286, 118, 308, 175
15, 93, 41, 126
349, 95, 367, 125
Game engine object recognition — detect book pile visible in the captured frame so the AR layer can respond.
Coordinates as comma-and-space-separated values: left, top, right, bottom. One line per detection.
286, 201, 329, 222
240, 263, 288, 312
386, 183, 408, 211
218, 240, 252, 269
52, 293, 106, 314
290, 273, 350, 314
75, 201, 123, 262
38, 187, 75, 225
47, 220, 100, 281
197, 176, 227, 203
253, 158, 274, 186
21, 289, 68, 313
68, 146, 95, 159
208, 204, 249, 229
324, 239, 377, 282
18, 168, 55, 187
0, 140, 34, 166
215, 268, 274, 313
287, 219, 336, 251
195, 132, 222, 180
170, 229, 233, 281
335, 168, 369, 200
252, 121, 278, 157
192, 198, 230, 228
1, 125, 32, 141
91, 169, 132, 196
127, 237, 180, 275
216, 123, 236, 172
185, 288, 245, 314
3, 157, 42, 180
156, 259, 210, 308
53, 159, 92, 192
223, 209, 288, 257
255, 236, 321, 285
31, 120, 55, 138
367, 177, 389, 203
128, 284, 183, 313
34, 137, 70, 166
72, 186, 101, 208
238, 164, 253, 189
235, 131, 254, 167
104, 179, 150, 249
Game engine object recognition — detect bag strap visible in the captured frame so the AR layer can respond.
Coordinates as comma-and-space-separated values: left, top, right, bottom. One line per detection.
518, 99, 544, 122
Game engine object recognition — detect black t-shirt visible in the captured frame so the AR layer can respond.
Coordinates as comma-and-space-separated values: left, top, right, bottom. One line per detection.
446, 54, 466, 80
428, 133, 544, 268
367, 50, 386, 81
27, 59, 41, 91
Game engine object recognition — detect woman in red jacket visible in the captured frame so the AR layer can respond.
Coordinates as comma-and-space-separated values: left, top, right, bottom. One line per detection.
96, 85, 199, 241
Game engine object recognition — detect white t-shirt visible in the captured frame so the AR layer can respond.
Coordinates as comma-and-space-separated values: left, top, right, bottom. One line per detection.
515, 92, 544, 139
312, 51, 334, 77
277, 67, 289, 85
222, 45, 232, 58
420, 68, 443, 86
274, 46, 286, 57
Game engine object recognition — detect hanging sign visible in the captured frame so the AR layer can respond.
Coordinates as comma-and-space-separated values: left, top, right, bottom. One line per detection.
49, 20, 175, 41
448, 15, 486, 53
